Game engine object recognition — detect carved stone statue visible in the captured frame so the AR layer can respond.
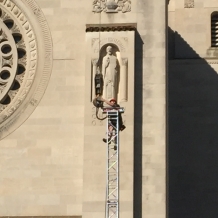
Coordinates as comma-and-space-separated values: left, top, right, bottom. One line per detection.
102, 46, 119, 100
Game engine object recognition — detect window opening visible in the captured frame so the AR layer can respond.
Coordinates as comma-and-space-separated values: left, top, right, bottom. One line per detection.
211, 12, 218, 47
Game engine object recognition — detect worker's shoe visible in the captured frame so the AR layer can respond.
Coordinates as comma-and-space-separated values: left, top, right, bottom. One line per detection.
114, 145, 117, 150
102, 138, 111, 144
120, 124, 126, 131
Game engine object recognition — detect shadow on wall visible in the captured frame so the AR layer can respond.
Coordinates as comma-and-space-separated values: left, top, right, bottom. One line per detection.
168, 27, 218, 218
133, 31, 143, 218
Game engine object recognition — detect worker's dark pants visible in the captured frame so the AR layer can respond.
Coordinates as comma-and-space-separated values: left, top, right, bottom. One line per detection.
109, 114, 123, 131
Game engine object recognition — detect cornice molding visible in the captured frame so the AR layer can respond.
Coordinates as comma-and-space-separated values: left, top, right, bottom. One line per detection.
86, 23, 136, 32
169, 59, 218, 65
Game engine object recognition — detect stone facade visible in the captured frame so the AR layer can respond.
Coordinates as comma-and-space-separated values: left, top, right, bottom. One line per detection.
168, 0, 218, 217
0, 0, 52, 139
0, 0, 166, 218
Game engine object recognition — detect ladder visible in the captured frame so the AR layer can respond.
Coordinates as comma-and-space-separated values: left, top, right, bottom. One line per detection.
103, 107, 124, 218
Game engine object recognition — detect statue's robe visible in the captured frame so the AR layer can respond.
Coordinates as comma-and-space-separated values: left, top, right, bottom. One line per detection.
102, 54, 118, 100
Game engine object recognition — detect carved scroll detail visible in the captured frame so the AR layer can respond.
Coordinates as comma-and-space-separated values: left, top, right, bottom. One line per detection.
184, 0, 194, 8
92, 0, 131, 13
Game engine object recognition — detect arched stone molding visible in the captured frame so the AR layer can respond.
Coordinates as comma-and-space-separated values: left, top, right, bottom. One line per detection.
92, 37, 127, 53
0, 0, 53, 140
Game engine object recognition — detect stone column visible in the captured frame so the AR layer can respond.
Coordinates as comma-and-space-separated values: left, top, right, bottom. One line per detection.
140, 0, 166, 217
120, 58, 128, 102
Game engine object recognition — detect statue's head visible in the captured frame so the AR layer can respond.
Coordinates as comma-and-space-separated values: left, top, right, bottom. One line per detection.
106, 46, 113, 55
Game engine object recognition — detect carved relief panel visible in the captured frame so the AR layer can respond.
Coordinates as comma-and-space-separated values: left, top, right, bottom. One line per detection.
184, 0, 194, 8
92, 0, 131, 13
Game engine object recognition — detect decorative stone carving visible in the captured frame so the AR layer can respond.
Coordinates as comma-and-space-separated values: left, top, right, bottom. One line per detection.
102, 45, 119, 100
120, 0, 131, 13
86, 25, 136, 32
92, 0, 131, 13
0, 0, 52, 139
0, 23, 18, 101
92, 37, 126, 54
184, 0, 194, 8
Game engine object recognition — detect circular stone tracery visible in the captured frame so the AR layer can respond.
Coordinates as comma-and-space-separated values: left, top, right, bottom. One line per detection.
0, 0, 52, 140
0, 19, 18, 104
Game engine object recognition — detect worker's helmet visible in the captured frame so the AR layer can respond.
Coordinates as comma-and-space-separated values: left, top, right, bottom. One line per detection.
110, 98, 117, 103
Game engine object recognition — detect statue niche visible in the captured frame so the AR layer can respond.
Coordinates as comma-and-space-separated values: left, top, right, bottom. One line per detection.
100, 45, 120, 101
92, 43, 128, 103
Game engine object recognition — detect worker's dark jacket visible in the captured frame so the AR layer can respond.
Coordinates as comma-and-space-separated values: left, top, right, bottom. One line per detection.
108, 103, 124, 130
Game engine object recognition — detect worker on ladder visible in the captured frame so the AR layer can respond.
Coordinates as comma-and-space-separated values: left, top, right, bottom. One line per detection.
100, 97, 126, 143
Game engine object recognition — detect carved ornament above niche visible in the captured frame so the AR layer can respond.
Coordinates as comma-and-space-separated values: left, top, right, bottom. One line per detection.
86, 26, 135, 32
92, 0, 131, 13
184, 0, 194, 8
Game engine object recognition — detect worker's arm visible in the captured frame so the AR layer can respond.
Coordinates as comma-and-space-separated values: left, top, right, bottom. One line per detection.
100, 97, 113, 106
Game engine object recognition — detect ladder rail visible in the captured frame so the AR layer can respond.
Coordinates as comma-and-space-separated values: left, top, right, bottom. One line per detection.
105, 110, 120, 218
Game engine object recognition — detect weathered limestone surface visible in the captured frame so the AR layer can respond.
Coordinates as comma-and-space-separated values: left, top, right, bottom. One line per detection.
84, 30, 135, 218
0, 0, 166, 217
0, 0, 85, 215
137, 1, 166, 218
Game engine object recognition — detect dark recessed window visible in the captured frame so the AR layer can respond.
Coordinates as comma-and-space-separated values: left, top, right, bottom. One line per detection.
211, 12, 218, 47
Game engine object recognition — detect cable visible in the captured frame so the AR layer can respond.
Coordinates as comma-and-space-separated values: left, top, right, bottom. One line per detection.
96, 107, 107, 121
94, 2, 105, 121
98, 1, 102, 60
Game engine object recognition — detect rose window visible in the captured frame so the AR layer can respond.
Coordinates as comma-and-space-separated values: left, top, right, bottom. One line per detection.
0, 11, 23, 107
0, 0, 52, 139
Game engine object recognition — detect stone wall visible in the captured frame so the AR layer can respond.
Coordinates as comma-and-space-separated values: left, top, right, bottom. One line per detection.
169, 0, 218, 58
0, 0, 167, 218
168, 0, 218, 217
